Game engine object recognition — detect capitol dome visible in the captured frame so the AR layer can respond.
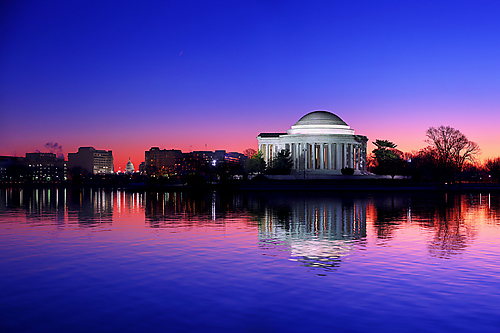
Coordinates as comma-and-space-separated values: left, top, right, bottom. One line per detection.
293, 111, 348, 126
287, 110, 353, 135
125, 158, 134, 174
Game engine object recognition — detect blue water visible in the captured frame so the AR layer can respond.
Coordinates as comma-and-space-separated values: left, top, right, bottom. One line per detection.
1, 189, 499, 332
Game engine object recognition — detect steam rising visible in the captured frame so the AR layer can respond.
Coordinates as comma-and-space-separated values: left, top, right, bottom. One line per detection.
44, 142, 64, 158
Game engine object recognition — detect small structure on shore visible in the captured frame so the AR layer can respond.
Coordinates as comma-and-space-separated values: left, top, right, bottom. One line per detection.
257, 111, 368, 176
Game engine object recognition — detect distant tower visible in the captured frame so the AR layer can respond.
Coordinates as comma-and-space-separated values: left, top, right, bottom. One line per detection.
125, 157, 134, 174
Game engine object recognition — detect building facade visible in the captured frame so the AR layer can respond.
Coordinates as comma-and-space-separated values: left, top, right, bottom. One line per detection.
0, 156, 22, 182
257, 111, 368, 175
68, 147, 114, 174
145, 148, 247, 177
24, 153, 67, 182
145, 147, 183, 176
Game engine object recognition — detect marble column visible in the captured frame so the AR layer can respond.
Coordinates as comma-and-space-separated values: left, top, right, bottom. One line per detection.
307, 144, 311, 170
311, 144, 316, 170
352, 145, 356, 169
332, 143, 337, 170
323, 143, 331, 170
319, 144, 324, 170
355, 145, 359, 170
340, 144, 343, 168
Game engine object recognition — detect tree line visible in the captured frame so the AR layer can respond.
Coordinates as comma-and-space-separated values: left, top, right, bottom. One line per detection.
370, 125, 499, 183
244, 125, 500, 183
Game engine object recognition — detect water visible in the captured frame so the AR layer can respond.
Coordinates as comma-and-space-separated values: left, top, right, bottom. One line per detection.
1, 188, 500, 332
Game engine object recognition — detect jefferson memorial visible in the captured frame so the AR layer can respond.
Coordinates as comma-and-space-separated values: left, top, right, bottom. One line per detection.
257, 111, 368, 175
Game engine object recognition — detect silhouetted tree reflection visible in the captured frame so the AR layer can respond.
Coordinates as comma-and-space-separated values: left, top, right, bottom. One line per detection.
415, 193, 477, 258
370, 193, 482, 258
371, 195, 409, 240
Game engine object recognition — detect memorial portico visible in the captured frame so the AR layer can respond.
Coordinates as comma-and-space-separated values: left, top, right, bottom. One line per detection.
257, 111, 368, 175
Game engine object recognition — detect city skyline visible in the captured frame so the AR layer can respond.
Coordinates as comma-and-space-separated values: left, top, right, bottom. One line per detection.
2, 1, 500, 170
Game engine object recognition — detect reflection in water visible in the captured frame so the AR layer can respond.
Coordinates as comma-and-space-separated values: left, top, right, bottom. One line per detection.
144, 191, 247, 228
1, 188, 500, 260
368, 193, 497, 258
67, 188, 113, 226
0, 188, 114, 227
246, 194, 368, 270
369, 195, 409, 240
1, 188, 500, 332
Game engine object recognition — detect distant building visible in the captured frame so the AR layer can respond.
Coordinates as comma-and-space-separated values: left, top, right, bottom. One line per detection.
144, 147, 247, 177
191, 150, 226, 166
257, 111, 368, 175
145, 147, 183, 176
138, 162, 145, 174
0, 156, 23, 182
24, 152, 67, 182
1, 154, 67, 183
125, 158, 134, 174
68, 147, 114, 174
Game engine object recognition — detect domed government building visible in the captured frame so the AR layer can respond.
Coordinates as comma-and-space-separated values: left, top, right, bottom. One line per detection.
125, 158, 134, 174
257, 111, 368, 175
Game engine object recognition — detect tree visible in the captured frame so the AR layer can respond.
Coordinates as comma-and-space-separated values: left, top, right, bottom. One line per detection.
405, 148, 441, 181
371, 139, 404, 178
245, 151, 266, 175
267, 149, 293, 175
243, 148, 257, 159
485, 157, 500, 182
426, 126, 480, 181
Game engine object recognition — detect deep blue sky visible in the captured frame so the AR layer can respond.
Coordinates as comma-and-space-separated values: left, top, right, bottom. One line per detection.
1, 1, 499, 169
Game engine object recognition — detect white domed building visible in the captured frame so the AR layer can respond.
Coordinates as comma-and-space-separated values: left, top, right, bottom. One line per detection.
125, 158, 134, 174
257, 111, 368, 175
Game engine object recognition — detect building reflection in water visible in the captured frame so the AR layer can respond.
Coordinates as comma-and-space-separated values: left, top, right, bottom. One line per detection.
144, 191, 247, 228
1, 188, 500, 260
0, 188, 114, 227
247, 194, 368, 270
67, 188, 113, 226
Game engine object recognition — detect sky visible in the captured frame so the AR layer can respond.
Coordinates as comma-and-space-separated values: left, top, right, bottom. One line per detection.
1, 0, 499, 171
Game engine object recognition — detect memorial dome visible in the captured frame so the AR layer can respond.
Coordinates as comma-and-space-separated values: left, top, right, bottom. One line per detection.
287, 110, 353, 135
257, 109, 368, 175
293, 111, 348, 126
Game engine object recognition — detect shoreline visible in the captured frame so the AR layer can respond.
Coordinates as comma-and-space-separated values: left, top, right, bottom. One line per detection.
2, 179, 500, 192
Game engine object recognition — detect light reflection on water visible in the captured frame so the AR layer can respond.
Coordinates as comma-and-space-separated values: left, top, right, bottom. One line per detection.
1, 188, 500, 332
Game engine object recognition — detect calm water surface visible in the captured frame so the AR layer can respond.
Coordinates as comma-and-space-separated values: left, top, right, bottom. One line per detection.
1, 188, 499, 332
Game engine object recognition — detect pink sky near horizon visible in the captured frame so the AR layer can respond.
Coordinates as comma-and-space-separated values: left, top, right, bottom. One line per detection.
2, 103, 498, 172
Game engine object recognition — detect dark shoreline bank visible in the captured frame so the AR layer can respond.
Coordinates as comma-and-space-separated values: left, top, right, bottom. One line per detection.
2, 179, 500, 193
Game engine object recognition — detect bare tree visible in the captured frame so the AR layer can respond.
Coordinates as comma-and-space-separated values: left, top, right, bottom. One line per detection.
485, 157, 500, 182
426, 126, 480, 179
